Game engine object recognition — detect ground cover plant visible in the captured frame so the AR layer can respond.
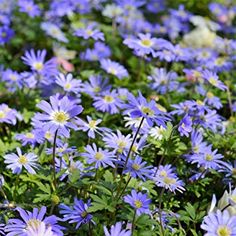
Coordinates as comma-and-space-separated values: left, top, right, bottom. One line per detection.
0, 0, 236, 235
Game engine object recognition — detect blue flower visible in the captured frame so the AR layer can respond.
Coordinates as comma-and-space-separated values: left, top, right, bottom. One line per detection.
201, 210, 236, 235
5, 206, 64, 235
81, 143, 116, 169
178, 115, 192, 137
35, 94, 83, 137
4, 147, 38, 174
59, 198, 92, 229
18, 0, 40, 18
100, 59, 129, 79
74, 24, 104, 41
124, 190, 151, 216
104, 222, 131, 236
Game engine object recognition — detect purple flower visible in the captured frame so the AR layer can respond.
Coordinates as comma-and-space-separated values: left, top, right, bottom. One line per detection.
202, 70, 227, 91
124, 190, 151, 216
5, 206, 64, 235
104, 222, 131, 236
74, 24, 104, 41
0, 103, 22, 125
204, 92, 222, 109
1, 69, 22, 91
124, 156, 152, 181
35, 94, 83, 137
21, 49, 57, 78
0, 26, 14, 45
55, 73, 82, 94
100, 59, 128, 79
18, 0, 40, 18
4, 147, 38, 174
190, 130, 208, 154
153, 165, 185, 193
123, 33, 158, 57
148, 68, 178, 94
76, 116, 105, 138
25, 221, 55, 236
81, 42, 111, 61
123, 91, 169, 127
189, 146, 224, 170
82, 75, 111, 96
81, 143, 115, 169
201, 210, 236, 235
103, 130, 132, 154
93, 90, 123, 114
178, 115, 192, 137
59, 198, 92, 229
15, 129, 44, 147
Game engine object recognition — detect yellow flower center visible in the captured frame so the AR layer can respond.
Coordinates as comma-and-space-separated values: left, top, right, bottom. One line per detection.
52, 111, 69, 124
108, 67, 117, 75
93, 86, 101, 93
86, 29, 93, 36
196, 100, 204, 105
81, 211, 88, 218
9, 75, 17, 81
88, 120, 97, 129
18, 155, 28, 165
141, 106, 154, 116
140, 39, 152, 47
134, 200, 143, 208
27, 219, 42, 229
207, 92, 214, 98
217, 226, 231, 236
0, 111, 6, 119
33, 62, 44, 71
230, 195, 236, 203
25, 132, 35, 139
160, 170, 167, 177
64, 83, 72, 90
232, 168, 236, 176
209, 77, 217, 86
104, 95, 114, 103
205, 154, 213, 161
95, 152, 104, 160
132, 163, 140, 170
45, 131, 52, 139
163, 177, 176, 185
117, 140, 127, 149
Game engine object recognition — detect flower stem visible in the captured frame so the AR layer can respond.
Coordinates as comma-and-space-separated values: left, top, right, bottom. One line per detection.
123, 117, 145, 171
131, 210, 136, 235
221, 203, 231, 211
116, 175, 131, 201
158, 188, 165, 236
52, 129, 58, 188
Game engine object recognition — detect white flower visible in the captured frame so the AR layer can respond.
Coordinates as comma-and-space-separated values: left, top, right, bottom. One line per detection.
149, 126, 166, 140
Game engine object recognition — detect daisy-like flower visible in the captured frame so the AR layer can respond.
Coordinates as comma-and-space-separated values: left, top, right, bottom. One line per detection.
104, 222, 131, 236
34, 94, 83, 137
0, 103, 22, 125
123, 91, 169, 127
201, 210, 236, 236
149, 126, 166, 140
148, 67, 178, 94
2, 69, 22, 91
124, 190, 151, 216
202, 70, 227, 91
0, 26, 14, 45
59, 198, 92, 229
123, 33, 158, 57
153, 165, 185, 193
76, 115, 106, 138
5, 207, 63, 235
93, 90, 123, 114
41, 22, 68, 43
15, 129, 44, 147
82, 75, 111, 96
74, 24, 104, 41
4, 147, 38, 174
103, 130, 132, 154
81, 143, 115, 169
21, 49, 57, 77
189, 146, 224, 170
26, 221, 56, 236
178, 115, 192, 137
18, 0, 40, 18
55, 73, 82, 94
100, 59, 129, 79
124, 156, 152, 181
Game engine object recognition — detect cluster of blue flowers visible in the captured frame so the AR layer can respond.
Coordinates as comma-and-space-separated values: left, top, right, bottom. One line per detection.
0, 0, 236, 235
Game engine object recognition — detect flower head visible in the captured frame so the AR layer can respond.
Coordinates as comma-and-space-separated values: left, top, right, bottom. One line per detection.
4, 147, 38, 174
104, 222, 131, 236
124, 190, 151, 216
